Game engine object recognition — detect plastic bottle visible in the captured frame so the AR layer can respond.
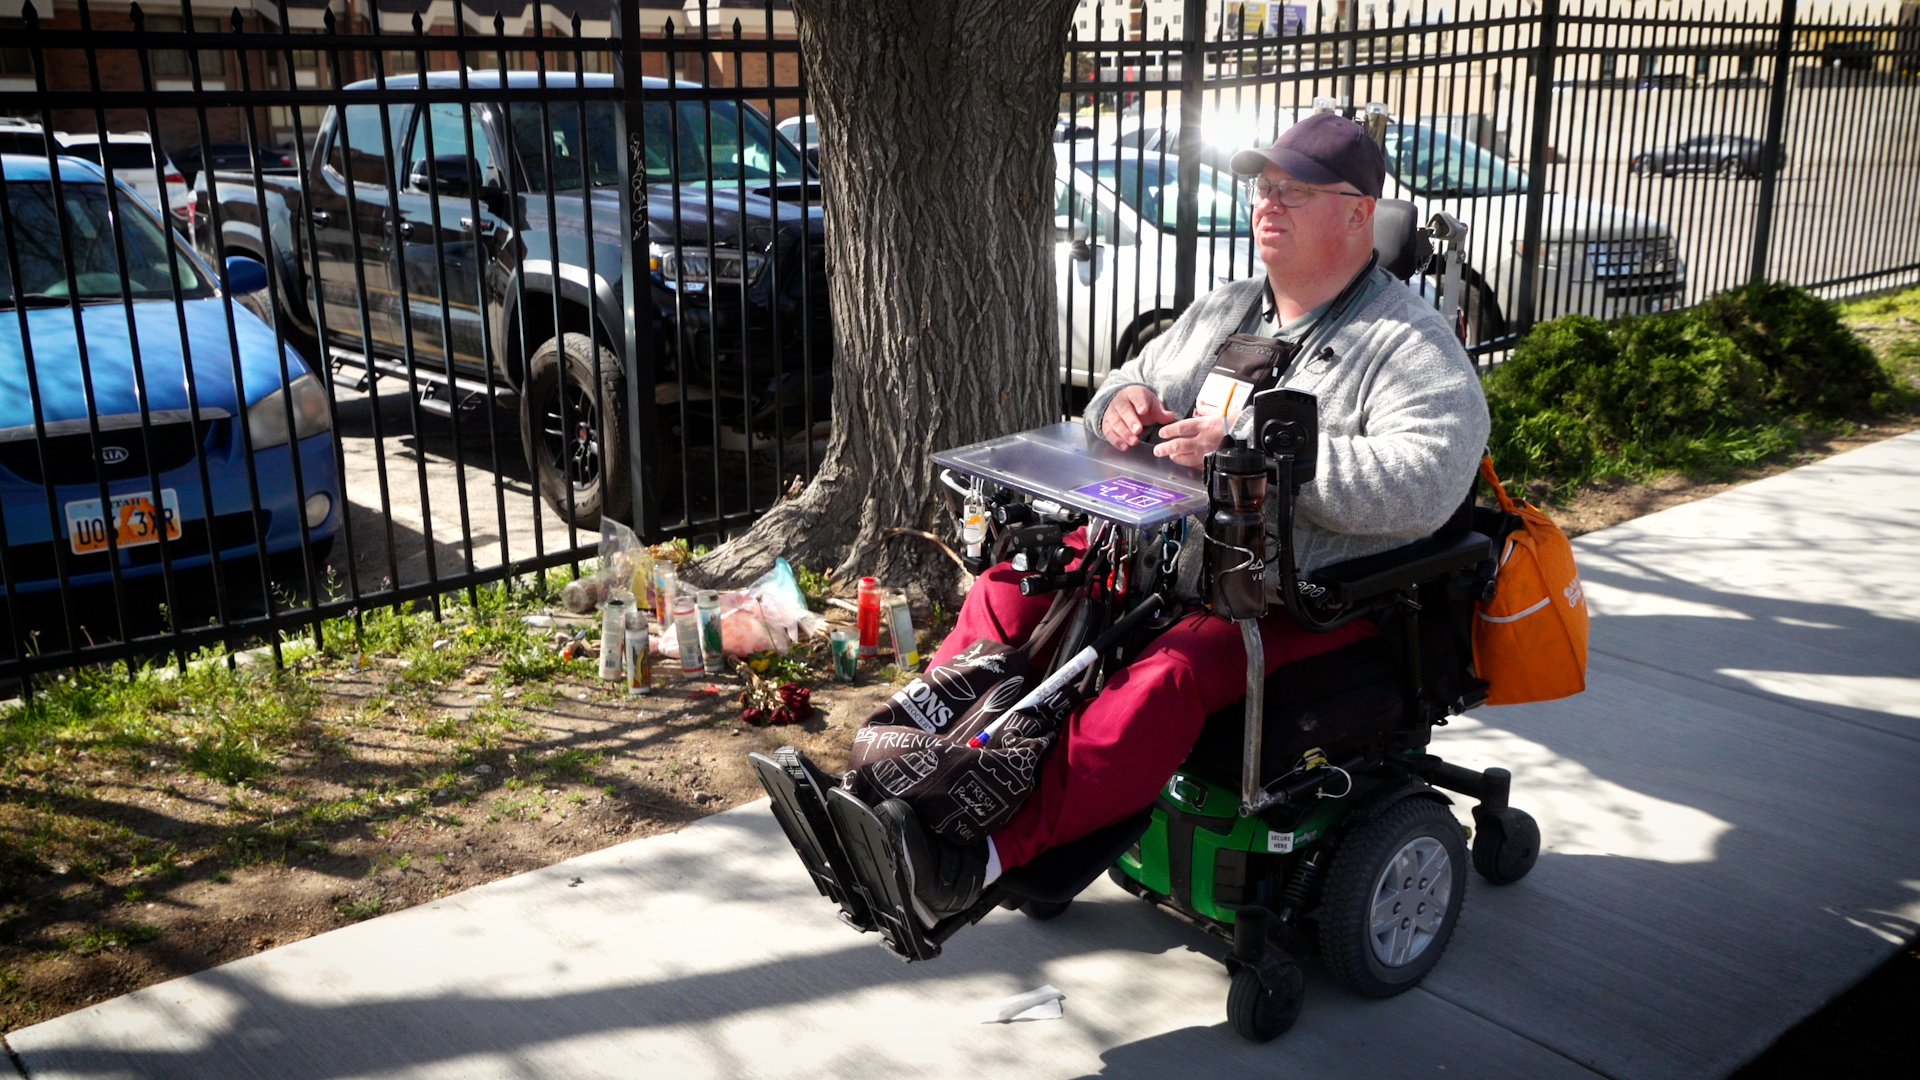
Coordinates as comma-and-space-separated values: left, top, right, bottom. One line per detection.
856, 576, 880, 658
598, 594, 628, 681
625, 609, 652, 695
673, 594, 704, 675
697, 590, 723, 667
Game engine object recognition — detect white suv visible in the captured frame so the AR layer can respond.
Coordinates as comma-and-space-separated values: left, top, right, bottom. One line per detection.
49, 130, 186, 217
1098, 105, 1685, 349
1054, 146, 1256, 393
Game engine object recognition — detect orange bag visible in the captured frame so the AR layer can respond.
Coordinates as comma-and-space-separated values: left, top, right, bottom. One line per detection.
1473, 456, 1589, 705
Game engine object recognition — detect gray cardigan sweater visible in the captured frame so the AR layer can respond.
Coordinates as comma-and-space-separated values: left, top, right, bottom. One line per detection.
1084, 271, 1490, 591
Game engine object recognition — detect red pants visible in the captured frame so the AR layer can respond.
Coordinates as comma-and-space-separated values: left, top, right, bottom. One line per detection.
928, 551, 1374, 870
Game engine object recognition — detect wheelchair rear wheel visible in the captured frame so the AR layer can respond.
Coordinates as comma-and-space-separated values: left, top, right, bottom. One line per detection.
1318, 796, 1467, 999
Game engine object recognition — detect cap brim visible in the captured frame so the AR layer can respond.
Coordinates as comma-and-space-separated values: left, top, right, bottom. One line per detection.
1228, 145, 1345, 186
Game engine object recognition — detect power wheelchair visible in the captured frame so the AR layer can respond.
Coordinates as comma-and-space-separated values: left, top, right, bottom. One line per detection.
750, 207, 1540, 1043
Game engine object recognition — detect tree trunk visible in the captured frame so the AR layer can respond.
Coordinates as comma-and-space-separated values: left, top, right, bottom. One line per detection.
691, 0, 1076, 597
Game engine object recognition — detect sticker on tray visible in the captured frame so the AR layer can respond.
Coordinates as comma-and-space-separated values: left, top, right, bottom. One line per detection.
1071, 476, 1185, 514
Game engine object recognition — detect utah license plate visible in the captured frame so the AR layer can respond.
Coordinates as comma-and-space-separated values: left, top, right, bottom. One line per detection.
65, 489, 182, 555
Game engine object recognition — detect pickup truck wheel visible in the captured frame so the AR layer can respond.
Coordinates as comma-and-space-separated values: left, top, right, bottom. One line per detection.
521, 332, 630, 529
1461, 279, 1506, 347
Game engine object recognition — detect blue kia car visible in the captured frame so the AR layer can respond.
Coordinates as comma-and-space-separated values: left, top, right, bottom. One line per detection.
0, 153, 338, 595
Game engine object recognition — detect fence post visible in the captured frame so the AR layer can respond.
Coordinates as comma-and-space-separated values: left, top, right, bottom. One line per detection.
1171, 0, 1206, 312
1749, 0, 1798, 285
615, 0, 660, 538
1513, 0, 1560, 334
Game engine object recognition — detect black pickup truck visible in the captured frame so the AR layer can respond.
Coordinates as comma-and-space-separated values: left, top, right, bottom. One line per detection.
194, 71, 830, 527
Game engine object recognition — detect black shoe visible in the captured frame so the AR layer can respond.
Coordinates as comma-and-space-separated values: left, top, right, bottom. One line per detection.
874, 799, 988, 924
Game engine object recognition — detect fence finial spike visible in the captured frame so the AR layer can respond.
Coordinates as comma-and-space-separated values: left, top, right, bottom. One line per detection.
572, 11, 582, 36
412, 11, 423, 34
733, 17, 743, 38
19, 1, 32, 27
323, 6, 335, 32
494, 12, 505, 35
129, 2, 143, 28
231, 7, 243, 31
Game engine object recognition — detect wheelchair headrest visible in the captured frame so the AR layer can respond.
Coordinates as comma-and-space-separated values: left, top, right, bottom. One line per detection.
1373, 198, 1431, 282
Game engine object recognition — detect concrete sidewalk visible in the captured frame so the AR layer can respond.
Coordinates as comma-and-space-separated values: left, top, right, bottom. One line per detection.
10, 433, 1920, 1080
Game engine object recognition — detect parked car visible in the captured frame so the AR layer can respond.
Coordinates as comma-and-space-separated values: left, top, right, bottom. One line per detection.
0, 154, 339, 595
0, 121, 51, 159
773, 114, 819, 165
1629, 134, 1784, 178
193, 71, 828, 528
174, 141, 296, 186
1101, 105, 1686, 349
1054, 148, 1255, 390
49, 130, 187, 216
1707, 75, 1772, 89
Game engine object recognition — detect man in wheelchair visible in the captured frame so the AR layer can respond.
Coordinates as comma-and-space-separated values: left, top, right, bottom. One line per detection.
754, 113, 1534, 1042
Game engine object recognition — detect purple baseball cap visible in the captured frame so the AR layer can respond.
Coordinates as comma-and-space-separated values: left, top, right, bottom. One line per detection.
1230, 113, 1386, 198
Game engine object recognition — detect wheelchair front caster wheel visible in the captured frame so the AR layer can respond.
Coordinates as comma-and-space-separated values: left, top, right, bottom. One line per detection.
1021, 898, 1072, 921
1227, 961, 1304, 1043
1471, 805, 1540, 885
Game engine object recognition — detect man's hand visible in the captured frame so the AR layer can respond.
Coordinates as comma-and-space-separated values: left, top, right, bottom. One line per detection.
1151, 415, 1228, 469
1102, 385, 1179, 451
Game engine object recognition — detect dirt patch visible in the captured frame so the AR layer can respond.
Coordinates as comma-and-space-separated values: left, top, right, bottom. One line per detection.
0, 604, 917, 1035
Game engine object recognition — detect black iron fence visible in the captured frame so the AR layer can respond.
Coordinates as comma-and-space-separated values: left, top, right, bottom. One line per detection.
1, 0, 1916, 688
1058, 0, 1920, 392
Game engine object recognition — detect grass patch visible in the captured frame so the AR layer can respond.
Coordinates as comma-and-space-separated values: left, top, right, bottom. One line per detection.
335, 893, 384, 921
61, 922, 159, 956
1486, 281, 1910, 496
3, 660, 321, 788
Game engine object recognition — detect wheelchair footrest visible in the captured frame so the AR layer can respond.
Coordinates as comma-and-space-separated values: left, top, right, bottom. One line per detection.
824, 787, 944, 962
749, 748, 875, 932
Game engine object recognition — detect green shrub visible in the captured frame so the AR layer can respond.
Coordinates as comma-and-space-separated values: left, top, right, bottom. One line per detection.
1485, 283, 1899, 494
1690, 281, 1889, 415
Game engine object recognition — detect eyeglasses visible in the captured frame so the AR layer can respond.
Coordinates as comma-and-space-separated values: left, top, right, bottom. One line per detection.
1243, 176, 1368, 207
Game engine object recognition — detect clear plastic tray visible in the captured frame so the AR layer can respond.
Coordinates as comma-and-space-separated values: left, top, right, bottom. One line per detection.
932, 421, 1208, 530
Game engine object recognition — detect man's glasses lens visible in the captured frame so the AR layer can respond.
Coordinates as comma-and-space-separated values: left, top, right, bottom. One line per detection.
1245, 177, 1307, 206
1244, 177, 1365, 206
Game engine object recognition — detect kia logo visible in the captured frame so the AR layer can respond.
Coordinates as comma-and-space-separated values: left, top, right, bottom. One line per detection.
100, 446, 130, 464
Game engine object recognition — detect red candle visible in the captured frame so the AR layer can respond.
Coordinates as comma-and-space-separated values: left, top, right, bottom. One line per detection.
856, 576, 880, 658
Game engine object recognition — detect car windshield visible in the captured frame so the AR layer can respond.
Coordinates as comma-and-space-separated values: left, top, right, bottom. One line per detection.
1084, 157, 1250, 236
509, 99, 807, 191
0, 181, 208, 304
1381, 124, 1528, 197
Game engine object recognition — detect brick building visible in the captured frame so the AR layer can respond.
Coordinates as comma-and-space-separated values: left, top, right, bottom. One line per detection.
0, 0, 798, 161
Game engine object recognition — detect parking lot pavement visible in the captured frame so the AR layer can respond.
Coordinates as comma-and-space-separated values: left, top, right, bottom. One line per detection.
9, 432, 1919, 1080
318, 377, 821, 599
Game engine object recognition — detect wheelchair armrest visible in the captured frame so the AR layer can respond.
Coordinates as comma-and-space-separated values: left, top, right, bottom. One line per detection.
1308, 530, 1493, 606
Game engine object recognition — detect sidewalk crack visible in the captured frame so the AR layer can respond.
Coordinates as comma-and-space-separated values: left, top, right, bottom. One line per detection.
1413, 985, 1617, 1079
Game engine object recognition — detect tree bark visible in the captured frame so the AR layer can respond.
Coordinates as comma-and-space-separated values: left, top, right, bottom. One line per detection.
691, 0, 1077, 597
